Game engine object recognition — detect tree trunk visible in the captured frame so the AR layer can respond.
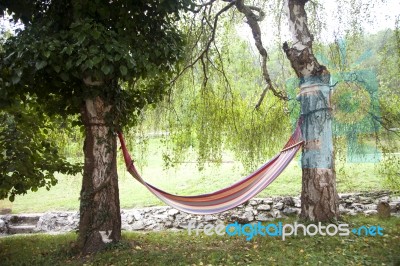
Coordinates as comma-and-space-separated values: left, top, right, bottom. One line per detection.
298, 83, 339, 221
78, 96, 121, 253
284, 0, 339, 221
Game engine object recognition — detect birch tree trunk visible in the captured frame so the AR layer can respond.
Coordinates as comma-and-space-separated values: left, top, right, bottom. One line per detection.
78, 96, 121, 253
284, 0, 339, 221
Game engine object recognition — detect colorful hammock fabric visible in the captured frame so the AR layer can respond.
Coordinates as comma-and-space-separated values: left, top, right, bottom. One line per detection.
118, 123, 303, 215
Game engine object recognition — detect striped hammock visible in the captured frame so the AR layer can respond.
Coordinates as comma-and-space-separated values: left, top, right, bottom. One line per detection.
118, 123, 303, 215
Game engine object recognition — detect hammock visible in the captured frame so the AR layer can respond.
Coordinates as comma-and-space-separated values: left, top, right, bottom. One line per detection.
118, 122, 303, 215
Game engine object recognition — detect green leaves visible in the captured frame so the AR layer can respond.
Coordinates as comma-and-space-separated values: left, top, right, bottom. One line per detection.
11, 75, 21, 85
11, 69, 23, 84
0, 1, 189, 159
101, 64, 113, 75
0, 99, 81, 201
35, 61, 47, 70
119, 65, 128, 76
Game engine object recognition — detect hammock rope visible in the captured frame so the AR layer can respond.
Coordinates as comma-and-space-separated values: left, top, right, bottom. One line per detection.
118, 121, 303, 215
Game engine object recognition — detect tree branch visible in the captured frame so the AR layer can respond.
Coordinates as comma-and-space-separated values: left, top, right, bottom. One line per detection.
368, 112, 400, 137
170, 1, 236, 85
235, 0, 288, 108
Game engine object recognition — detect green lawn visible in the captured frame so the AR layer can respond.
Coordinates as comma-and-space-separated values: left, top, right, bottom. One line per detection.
0, 138, 391, 213
0, 160, 387, 214
0, 216, 399, 265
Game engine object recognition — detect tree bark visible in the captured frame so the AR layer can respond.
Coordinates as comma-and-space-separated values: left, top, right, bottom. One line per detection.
78, 96, 121, 253
284, 0, 339, 221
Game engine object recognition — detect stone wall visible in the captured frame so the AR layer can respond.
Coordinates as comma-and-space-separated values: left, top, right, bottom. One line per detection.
1, 191, 399, 235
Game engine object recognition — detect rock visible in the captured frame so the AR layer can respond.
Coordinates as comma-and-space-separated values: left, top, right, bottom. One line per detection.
390, 196, 400, 202
282, 207, 298, 216
263, 198, 274, 205
364, 210, 378, 216
131, 210, 143, 221
344, 199, 353, 204
274, 197, 283, 203
256, 213, 273, 222
254, 198, 264, 204
283, 197, 295, 207
389, 201, 400, 212
167, 209, 179, 216
348, 210, 357, 216
249, 200, 258, 206
352, 195, 361, 200
67, 215, 79, 228
351, 203, 363, 210
257, 204, 271, 211
155, 208, 168, 215
392, 213, 400, 218
271, 210, 282, 218
120, 212, 128, 222
164, 221, 173, 228
238, 211, 254, 223
36, 213, 53, 232
293, 197, 301, 208
339, 205, 348, 214
154, 214, 168, 221
174, 214, 188, 225
8, 225, 36, 235
360, 196, 373, 204
121, 224, 131, 231
131, 221, 145, 230
245, 207, 254, 212
229, 214, 240, 223
176, 221, 189, 229
379, 196, 389, 203
216, 219, 225, 225
364, 204, 377, 210
0, 218, 6, 233
126, 215, 135, 224
377, 202, 391, 218
274, 202, 284, 210
144, 219, 157, 227
146, 222, 160, 230
205, 215, 217, 222
339, 193, 352, 199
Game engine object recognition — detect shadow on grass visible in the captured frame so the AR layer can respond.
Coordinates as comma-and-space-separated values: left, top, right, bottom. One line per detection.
0, 215, 399, 266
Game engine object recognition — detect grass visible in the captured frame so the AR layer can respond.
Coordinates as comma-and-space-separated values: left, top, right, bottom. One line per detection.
0, 137, 391, 214
0, 216, 399, 265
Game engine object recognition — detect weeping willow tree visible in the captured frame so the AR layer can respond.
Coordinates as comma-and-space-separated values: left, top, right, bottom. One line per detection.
134, 0, 400, 222
137, 0, 340, 221
375, 22, 400, 190
136, 6, 290, 174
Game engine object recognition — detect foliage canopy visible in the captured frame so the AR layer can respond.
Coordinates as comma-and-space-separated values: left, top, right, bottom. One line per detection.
0, 0, 194, 200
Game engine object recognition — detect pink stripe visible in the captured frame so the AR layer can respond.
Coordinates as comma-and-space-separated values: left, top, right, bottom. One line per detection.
119, 122, 304, 214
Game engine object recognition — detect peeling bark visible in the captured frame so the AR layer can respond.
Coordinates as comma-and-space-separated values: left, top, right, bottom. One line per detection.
284, 0, 339, 221
301, 168, 338, 221
78, 96, 121, 253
